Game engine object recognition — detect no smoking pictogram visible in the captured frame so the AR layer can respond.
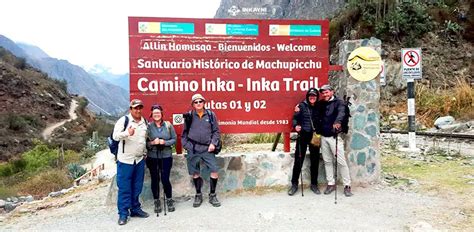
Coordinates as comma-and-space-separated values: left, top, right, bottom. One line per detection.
403, 50, 420, 67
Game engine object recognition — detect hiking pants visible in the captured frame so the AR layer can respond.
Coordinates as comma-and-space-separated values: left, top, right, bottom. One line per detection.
117, 159, 145, 217
291, 130, 320, 186
146, 157, 173, 199
321, 135, 351, 186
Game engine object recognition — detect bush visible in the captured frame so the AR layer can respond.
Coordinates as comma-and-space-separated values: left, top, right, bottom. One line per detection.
18, 170, 72, 197
7, 114, 28, 131
53, 79, 68, 93
22, 144, 60, 173
67, 163, 87, 179
353, 1, 433, 46
6, 114, 44, 131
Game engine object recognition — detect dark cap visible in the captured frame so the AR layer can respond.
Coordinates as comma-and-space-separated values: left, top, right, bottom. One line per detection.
308, 89, 318, 96
130, 99, 144, 108
150, 104, 163, 112
319, 84, 333, 91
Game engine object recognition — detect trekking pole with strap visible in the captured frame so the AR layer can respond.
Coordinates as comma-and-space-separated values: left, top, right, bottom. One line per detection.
334, 131, 338, 205
298, 133, 304, 197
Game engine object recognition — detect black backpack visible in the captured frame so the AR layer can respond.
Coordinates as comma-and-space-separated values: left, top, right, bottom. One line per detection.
341, 95, 352, 134
107, 116, 129, 160
183, 109, 222, 154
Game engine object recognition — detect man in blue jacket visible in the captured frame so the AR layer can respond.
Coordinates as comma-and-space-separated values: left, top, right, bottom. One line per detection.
319, 85, 353, 197
182, 93, 222, 207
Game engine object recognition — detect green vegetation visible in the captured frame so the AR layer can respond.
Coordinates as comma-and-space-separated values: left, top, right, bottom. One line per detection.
0, 142, 83, 198
67, 163, 87, 180
249, 133, 282, 144
347, 0, 434, 46
6, 114, 44, 131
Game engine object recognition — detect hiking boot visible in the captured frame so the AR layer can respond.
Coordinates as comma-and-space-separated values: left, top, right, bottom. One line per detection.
193, 193, 203, 208
310, 185, 321, 195
118, 216, 127, 225
209, 193, 221, 207
166, 198, 175, 212
344, 186, 354, 197
324, 185, 336, 195
287, 184, 298, 196
130, 209, 149, 218
154, 199, 162, 213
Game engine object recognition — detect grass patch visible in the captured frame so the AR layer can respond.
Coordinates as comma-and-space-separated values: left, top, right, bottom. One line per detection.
18, 169, 72, 197
382, 155, 473, 195
249, 133, 282, 144
416, 78, 473, 126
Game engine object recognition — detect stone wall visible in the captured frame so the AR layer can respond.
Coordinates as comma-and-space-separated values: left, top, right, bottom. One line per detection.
333, 38, 382, 185
107, 151, 328, 204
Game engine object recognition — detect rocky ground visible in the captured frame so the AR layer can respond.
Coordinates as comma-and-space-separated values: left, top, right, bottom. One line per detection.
0, 180, 447, 231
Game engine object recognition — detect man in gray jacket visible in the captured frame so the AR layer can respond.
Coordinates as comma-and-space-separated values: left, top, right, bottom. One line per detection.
182, 93, 221, 207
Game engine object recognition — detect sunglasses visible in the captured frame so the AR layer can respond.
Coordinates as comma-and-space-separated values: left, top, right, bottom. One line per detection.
193, 100, 204, 104
132, 106, 143, 110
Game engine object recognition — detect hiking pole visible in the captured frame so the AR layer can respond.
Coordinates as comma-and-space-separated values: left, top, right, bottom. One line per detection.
160, 156, 167, 216
298, 133, 304, 197
334, 132, 338, 205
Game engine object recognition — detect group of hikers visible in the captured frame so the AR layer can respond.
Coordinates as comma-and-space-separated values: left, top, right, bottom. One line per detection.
112, 84, 353, 225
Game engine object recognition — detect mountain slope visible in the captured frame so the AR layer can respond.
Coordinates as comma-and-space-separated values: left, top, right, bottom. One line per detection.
0, 47, 71, 161
0, 35, 128, 116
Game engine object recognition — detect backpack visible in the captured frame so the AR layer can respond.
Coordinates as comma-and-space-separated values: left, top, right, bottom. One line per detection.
184, 109, 222, 154
341, 95, 352, 134
107, 116, 129, 160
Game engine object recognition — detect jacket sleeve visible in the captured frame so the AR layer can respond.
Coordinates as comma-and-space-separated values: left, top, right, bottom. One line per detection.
112, 116, 129, 141
181, 113, 192, 151
334, 99, 346, 124
210, 111, 221, 146
164, 122, 177, 146
292, 102, 303, 128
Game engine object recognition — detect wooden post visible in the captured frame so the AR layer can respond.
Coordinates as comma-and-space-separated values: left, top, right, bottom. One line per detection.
284, 132, 290, 152
176, 133, 182, 154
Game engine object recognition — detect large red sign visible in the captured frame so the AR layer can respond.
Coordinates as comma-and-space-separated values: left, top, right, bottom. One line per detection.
129, 17, 329, 133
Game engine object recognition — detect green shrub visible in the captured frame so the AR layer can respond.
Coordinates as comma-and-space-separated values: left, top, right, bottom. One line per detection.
7, 114, 28, 131
63, 150, 82, 165
6, 114, 44, 131
67, 163, 87, 179
22, 144, 60, 173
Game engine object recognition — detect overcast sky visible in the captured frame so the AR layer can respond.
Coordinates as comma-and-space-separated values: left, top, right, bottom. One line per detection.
0, 0, 221, 74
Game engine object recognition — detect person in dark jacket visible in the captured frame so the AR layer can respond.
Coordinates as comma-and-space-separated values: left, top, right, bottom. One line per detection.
318, 85, 353, 197
146, 104, 177, 213
288, 88, 322, 196
182, 93, 222, 207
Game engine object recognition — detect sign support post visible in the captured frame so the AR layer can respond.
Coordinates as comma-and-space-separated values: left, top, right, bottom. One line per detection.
401, 48, 422, 152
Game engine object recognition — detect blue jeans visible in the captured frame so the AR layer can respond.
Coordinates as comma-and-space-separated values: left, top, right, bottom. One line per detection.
117, 159, 145, 217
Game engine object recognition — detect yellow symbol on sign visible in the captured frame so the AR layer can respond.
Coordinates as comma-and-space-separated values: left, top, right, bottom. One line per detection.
347, 47, 383, 82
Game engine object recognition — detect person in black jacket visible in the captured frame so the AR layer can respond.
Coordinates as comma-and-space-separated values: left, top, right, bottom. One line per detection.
288, 88, 322, 196
318, 85, 353, 197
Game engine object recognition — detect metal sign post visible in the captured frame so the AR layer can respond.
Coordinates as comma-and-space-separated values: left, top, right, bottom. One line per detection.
401, 48, 422, 151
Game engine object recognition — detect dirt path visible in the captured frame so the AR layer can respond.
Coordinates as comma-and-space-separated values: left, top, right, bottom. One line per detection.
41, 99, 78, 140
1, 181, 447, 231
